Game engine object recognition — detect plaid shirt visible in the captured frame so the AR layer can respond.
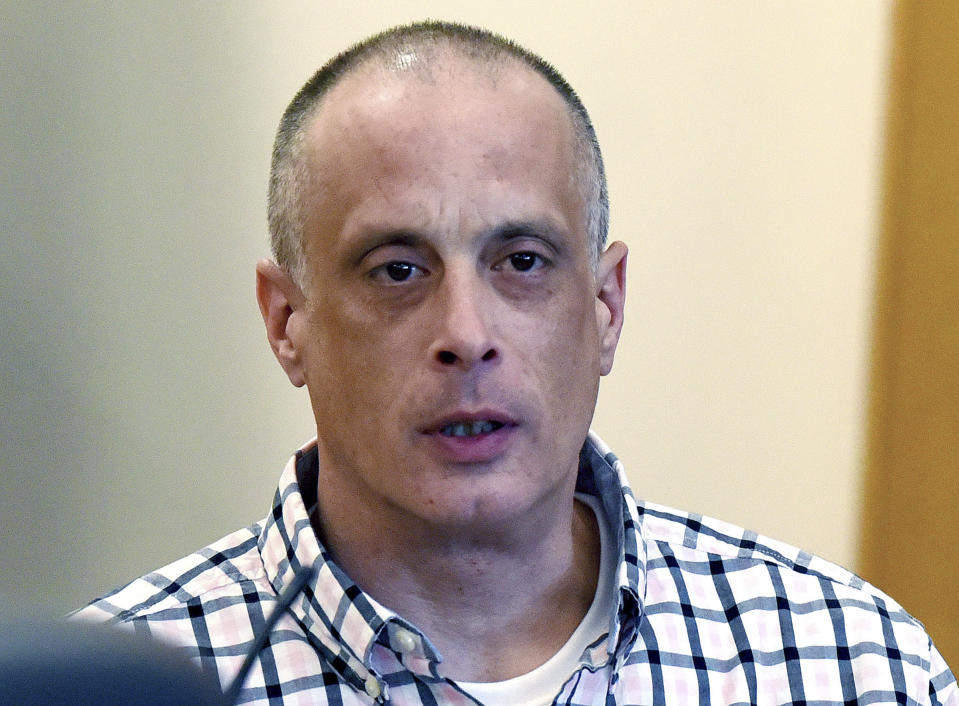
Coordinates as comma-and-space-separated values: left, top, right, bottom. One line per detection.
77, 433, 957, 705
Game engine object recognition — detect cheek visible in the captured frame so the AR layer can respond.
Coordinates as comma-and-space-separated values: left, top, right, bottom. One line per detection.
305, 305, 425, 417
302, 309, 369, 413
521, 293, 601, 392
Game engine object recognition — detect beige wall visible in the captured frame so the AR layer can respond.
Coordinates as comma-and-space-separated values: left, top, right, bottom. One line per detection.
0, 2, 891, 616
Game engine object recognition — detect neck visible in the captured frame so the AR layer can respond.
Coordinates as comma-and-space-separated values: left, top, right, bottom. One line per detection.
313, 466, 600, 682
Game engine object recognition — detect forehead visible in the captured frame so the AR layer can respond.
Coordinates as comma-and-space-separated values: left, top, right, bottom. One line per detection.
305, 53, 579, 181
295, 54, 586, 263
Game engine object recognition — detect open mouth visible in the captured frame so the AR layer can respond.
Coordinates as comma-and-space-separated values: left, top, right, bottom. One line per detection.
439, 420, 505, 437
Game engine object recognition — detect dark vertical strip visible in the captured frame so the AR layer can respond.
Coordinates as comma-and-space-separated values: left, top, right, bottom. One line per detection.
767, 568, 807, 705
635, 617, 667, 706
860, 0, 959, 667
875, 598, 909, 704
709, 559, 758, 705
660, 547, 710, 702
819, 579, 860, 705
238, 591, 285, 705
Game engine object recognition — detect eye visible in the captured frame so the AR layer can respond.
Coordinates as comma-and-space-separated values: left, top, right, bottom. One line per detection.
386, 262, 415, 281
508, 252, 539, 272
496, 250, 548, 274
370, 260, 426, 284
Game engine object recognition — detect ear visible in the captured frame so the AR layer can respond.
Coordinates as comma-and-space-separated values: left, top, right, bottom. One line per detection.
255, 259, 308, 388
593, 241, 628, 376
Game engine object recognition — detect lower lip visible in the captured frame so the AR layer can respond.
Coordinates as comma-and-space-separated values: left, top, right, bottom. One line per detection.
422, 424, 517, 463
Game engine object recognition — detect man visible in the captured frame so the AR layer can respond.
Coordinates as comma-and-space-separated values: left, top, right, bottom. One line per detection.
78, 21, 956, 705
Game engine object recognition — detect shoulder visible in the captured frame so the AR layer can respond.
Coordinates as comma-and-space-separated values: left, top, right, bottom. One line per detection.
635, 500, 956, 686
636, 498, 916, 625
638, 499, 872, 595
632, 501, 959, 701
74, 523, 270, 624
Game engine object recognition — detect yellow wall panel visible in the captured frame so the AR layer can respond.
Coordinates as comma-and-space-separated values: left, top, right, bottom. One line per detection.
861, 0, 959, 668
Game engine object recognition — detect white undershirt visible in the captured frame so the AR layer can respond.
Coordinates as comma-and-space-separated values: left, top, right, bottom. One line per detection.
457, 493, 615, 705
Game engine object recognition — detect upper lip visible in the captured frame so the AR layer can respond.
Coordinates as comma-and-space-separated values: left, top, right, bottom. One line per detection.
421, 408, 517, 434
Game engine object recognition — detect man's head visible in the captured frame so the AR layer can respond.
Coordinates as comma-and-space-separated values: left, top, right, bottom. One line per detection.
267, 21, 609, 288
256, 21, 626, 534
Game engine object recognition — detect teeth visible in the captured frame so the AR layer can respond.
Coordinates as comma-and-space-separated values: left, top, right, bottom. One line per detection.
440, 420, 502, 437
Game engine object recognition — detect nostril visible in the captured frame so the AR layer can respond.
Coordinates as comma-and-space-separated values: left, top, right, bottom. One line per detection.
481, 348, 497, 362
437, 350, 457, 365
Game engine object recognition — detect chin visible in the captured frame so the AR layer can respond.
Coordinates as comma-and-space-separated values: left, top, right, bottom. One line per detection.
409, 479, 550, 534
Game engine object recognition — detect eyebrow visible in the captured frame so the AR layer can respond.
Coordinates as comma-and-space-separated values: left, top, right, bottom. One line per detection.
487, 219, 568, 254
344, 217, 569, 265
345, 230, 426, 266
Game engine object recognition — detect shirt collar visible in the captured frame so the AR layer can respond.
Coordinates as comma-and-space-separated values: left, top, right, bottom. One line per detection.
257, 441, 385, 693
578, 431, 647, 660
257, 433, 647, 686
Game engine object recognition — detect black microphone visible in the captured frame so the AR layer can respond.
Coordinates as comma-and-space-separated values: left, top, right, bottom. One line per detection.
224, 562, 317, 703
0, 619, 230, 705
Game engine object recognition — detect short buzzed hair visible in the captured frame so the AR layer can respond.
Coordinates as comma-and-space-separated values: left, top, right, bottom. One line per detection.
267, 20, 609, 285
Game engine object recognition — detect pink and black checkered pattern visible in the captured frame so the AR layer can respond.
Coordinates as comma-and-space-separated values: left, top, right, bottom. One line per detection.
75, 434, 957, 705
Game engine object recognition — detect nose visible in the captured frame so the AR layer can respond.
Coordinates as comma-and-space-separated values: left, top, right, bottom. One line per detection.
428, 267, 499, 370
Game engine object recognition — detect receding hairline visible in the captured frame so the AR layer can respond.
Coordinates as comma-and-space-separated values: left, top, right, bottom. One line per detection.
304, 45, 553, 129
288, 23, 562, 121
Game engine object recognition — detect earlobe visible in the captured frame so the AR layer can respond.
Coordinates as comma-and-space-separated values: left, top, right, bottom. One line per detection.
255, 259, 308, 388
594, 242, 628, 376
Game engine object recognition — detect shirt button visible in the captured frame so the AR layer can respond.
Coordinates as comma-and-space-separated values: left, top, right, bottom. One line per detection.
393, 628, 416, 654
364, 675, 381, 699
